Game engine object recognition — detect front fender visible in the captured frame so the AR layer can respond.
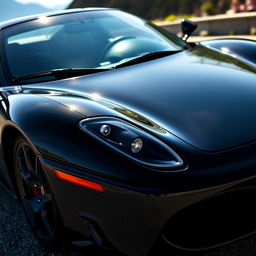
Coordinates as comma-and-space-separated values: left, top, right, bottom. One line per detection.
3, 92, 162, 185
201, 39, 256, 67
0, 91, 85, 193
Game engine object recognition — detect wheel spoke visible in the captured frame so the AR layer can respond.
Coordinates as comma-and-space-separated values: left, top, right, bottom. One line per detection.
16, 139, 56, 241
34, 157, 40, 177
40, 205, 54, 237
17, 156, 34, 185
23, 197, 36, 228
21, 144, 34, 173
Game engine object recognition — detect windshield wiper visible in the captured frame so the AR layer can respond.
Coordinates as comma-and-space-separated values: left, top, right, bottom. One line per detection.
114, 50, 182, 69
13, 68, 110, 83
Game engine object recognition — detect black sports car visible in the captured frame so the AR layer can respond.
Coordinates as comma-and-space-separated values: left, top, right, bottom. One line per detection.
0, 7, 256, 256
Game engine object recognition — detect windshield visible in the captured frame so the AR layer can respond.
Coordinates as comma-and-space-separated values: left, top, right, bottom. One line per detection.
3, 10, 186, 82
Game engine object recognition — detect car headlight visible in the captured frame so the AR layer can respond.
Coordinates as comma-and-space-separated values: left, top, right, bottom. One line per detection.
79, 117, 184, 170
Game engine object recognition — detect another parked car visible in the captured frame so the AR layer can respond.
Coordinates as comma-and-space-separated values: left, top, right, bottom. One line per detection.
0, 8, 255, 256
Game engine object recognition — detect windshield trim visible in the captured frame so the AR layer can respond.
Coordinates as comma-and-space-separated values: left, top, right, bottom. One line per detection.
0, 8, 112, 31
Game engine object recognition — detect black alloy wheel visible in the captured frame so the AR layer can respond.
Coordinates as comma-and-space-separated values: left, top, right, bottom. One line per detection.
14, 136, 62, 249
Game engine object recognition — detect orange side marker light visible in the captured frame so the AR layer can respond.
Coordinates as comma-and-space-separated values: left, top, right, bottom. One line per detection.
54, 169, 104, 192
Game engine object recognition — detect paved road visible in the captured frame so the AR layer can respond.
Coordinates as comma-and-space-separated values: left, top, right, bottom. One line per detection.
0, 185, 86, 256
1, 184, 256, 256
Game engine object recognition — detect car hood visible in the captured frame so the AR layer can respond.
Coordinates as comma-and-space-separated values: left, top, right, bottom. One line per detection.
23, 45, 256, 152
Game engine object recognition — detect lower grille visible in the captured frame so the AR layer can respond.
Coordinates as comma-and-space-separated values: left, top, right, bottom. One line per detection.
162, 187, 256, 250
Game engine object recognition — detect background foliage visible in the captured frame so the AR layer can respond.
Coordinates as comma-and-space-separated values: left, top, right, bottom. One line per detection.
68, 0, 232, 19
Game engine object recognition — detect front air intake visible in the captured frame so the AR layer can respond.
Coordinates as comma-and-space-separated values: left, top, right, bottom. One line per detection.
162, 188, 256, 250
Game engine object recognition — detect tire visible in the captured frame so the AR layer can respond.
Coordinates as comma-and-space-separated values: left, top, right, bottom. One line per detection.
14, 135, 62, 249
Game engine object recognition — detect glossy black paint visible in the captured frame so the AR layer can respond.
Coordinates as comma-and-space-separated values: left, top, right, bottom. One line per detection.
0, 8, 255, 256
181, 19, 198, 41
21, 45, 256, 152
202, 38, 256, 66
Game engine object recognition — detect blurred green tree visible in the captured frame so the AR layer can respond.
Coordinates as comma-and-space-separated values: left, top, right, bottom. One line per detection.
68, 0, 232, 19
202, 0, 216, 15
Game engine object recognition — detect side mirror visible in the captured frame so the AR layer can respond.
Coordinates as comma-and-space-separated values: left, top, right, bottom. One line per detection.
181, 19, 198, 41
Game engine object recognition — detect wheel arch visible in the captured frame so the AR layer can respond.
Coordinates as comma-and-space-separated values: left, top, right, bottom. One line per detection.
1, 123, 40, 195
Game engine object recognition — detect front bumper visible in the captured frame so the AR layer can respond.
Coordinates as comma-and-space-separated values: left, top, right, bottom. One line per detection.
42, 158, 256, 256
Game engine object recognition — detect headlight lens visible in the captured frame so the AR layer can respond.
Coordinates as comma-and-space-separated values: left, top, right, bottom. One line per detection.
79, 117, 184, 170
131, 138, 143, 154
100, 124, 111, 136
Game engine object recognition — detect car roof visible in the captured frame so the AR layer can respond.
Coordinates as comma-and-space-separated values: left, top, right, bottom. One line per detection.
0, 8, 112, 30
